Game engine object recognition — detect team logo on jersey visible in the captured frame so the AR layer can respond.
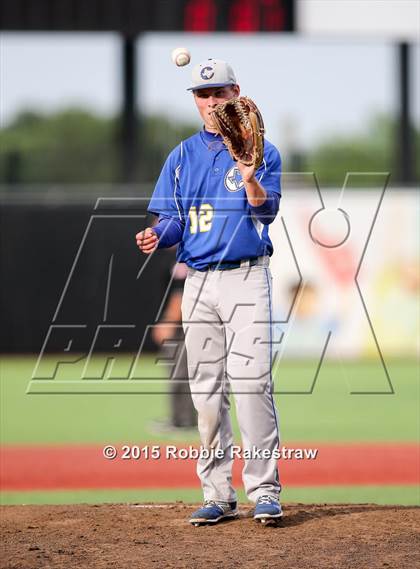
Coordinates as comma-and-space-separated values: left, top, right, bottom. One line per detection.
200, 66, 215, 80
224, 166, 244, 192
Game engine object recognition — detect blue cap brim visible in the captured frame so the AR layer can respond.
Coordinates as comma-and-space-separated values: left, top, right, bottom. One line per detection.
187, 82, 235, 91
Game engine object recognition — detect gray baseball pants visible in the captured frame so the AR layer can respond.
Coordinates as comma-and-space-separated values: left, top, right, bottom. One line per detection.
181, 257, 281, 503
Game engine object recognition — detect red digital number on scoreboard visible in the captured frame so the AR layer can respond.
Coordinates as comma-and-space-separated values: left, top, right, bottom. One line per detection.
184, 0, 217, 32
230, 0, 285, 32
184, 0, 291, 32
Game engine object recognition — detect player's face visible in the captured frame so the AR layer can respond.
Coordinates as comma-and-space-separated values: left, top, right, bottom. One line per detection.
193, 85, 240, 132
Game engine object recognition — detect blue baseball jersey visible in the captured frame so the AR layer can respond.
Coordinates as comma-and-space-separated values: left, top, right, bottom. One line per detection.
148, 129, 281, 271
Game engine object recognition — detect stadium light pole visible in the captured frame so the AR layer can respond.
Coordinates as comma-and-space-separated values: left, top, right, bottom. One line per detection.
120, 35, 138, 183
397, 42, 414, 185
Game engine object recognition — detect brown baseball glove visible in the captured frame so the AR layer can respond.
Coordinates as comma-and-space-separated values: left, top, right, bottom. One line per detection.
211, 96, 265, 169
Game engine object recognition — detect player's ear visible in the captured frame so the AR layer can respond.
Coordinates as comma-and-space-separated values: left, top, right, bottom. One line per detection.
232, 84, 240, 97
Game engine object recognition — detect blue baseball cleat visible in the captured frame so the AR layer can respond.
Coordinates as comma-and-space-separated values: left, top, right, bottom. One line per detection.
189, 500, 238, 526
254, 495, 283, 525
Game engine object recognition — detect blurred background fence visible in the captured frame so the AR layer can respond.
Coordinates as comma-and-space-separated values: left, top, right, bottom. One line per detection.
1, 185, 418, 357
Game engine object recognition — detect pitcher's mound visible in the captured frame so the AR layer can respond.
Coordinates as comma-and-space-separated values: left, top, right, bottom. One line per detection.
2, 503, 419, 568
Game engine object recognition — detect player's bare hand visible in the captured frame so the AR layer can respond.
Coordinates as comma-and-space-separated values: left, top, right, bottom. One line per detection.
136, 227, 158, 254
237, 161, 256, 184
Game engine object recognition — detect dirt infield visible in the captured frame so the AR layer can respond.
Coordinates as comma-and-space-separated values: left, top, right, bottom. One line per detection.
1, 503, 419, 569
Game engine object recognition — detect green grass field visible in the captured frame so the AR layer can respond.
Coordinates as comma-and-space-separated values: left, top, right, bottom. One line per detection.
1, 355, 418, 444
1, 355, 419, 505
2, 487, 418, 507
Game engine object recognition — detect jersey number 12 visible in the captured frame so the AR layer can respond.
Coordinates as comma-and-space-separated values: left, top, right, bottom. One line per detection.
189, 204, 214, 234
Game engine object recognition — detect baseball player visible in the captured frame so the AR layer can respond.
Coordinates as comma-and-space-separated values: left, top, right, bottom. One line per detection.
152, 259, 197, 430
136, 59, 282, 525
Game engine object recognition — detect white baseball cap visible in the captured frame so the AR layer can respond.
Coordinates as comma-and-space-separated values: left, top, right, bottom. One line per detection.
187, 59, 237, 91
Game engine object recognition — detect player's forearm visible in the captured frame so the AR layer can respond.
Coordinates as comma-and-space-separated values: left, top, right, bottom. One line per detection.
243, 176, 267, 207
154, 216, 184, 248
243, 176, 280, 224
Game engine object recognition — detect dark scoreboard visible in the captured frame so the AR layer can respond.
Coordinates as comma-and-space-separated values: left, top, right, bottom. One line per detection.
0, 0, 295, 33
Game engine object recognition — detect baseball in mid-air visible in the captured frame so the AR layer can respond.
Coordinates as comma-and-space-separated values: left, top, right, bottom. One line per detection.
171, 47, 191, 67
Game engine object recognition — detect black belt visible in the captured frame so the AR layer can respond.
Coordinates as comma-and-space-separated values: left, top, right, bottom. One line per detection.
204, 257, 260, 271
